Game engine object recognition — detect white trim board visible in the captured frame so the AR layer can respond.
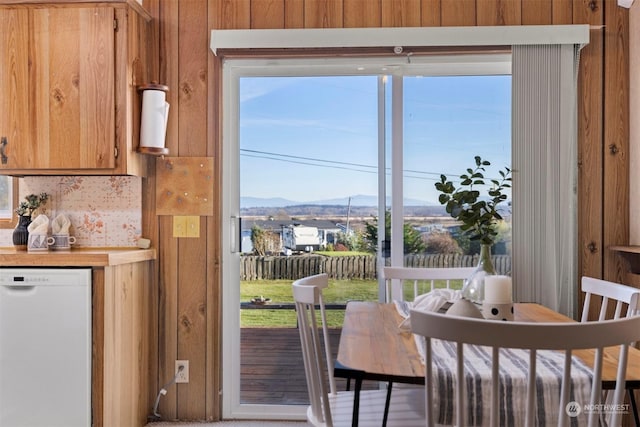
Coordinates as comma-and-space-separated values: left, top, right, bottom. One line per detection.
210, 25, 590, 55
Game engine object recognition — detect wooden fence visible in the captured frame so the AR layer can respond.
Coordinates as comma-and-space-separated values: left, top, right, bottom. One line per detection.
240, 254, 511, 281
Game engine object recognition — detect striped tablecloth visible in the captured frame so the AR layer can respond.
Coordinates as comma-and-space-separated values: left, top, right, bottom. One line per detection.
395, 299, 592, 426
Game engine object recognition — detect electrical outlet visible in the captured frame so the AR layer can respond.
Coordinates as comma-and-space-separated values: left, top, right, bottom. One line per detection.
175, 360, 189, 383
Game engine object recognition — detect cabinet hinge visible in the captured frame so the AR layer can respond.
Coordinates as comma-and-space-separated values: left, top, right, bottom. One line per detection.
114, 18, 118, 31
114, 146, 119, 159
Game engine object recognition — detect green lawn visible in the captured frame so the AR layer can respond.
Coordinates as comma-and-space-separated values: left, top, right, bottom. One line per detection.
241, 278, 377, 327
240, 278, 464, 328
241, 278, 378, 304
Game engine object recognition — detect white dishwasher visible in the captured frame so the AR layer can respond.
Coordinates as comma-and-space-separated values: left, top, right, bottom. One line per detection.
0, 268, 91, 427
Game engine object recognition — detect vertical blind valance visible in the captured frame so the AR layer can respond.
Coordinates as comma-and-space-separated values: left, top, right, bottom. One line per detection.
210, 26, 589, 55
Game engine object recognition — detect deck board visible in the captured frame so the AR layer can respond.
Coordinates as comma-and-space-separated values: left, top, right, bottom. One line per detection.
240, 327, 376, 405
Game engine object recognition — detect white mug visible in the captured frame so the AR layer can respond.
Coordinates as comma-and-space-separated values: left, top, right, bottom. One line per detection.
27, 233, 54, 252
51, 234, 77, 251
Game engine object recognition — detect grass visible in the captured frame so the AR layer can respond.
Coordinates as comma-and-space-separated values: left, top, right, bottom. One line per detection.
240, 278, 465, 328
241, 278, 378, 304
241, 278, 377, 328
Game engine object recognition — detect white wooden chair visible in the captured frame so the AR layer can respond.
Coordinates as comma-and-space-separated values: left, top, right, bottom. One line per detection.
411, 309, 640, 427
380, 266, 476, 419
293, 276, 425, 426
382, 266, 475, 302
580, 276, 640, 322
580, 276, 640, 425
293, 273, 338, 395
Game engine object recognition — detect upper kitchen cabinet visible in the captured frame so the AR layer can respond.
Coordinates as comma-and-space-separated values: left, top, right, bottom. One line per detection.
0, 1, 151, 176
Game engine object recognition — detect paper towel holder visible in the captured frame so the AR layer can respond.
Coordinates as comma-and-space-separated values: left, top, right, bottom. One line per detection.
137, 82, 170, 156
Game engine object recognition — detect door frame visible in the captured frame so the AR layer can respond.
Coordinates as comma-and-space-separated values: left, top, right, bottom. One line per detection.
220, 54, 511, 420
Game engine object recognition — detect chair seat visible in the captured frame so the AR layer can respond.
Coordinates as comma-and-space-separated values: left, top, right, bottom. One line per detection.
307, 387, 425, 427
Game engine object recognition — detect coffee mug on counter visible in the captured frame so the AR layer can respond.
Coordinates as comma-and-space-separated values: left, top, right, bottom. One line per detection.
27, 233, 54, 252
51, 234, 76, 251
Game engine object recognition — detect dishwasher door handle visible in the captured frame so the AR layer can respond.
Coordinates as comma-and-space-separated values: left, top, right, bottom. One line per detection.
2, 285, 36, 292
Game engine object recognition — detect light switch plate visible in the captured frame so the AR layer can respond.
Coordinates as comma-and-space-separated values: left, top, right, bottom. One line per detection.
173, 216, 200, 238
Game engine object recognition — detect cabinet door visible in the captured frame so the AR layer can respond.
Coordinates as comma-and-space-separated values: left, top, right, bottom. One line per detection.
0, 9, 31, 168
32, 7, 116, 169
0, 7, 116, 170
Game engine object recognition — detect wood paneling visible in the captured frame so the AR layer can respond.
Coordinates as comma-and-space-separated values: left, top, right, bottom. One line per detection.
284, 0, 304, 27
148, 0, 630, 422
521, 0, 551, 25
251, 0, 285, 28
156, 0, 179, 420
420, 0, 440, 26
344, 0, 380, 27
441, 0, 476, 26
552, 0, 573, 24
304, 0, 343, 27
214, 0, 251, 29
574, 0, 603, 318
158, 216, 180, 419
381, 0, 421, 27
175, 0, 209, 419
477, 0, 521, 25
603, 2, 630, 284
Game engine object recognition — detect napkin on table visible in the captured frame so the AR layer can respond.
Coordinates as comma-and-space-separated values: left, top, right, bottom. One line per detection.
395, 288, 462, 331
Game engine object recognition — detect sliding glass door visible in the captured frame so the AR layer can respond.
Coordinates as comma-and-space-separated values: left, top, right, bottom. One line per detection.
221, 55, 511, 420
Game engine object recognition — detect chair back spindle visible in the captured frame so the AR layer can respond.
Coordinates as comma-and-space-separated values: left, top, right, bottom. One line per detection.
382, 266, 475, 302
411, 310, 640, 427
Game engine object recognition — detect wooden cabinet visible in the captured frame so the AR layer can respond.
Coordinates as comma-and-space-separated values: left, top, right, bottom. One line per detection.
0, 248, 157, 427
0, 0, 151, 176
93, 260, 155, 427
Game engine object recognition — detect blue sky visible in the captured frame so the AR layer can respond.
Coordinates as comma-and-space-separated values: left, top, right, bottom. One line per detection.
239, 74, 511, 205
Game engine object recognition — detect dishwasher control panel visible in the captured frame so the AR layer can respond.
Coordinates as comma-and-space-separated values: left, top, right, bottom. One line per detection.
0, 268, 91, 286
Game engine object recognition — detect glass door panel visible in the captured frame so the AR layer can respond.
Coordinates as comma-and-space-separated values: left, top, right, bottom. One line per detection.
401, 75, 512, 281
237, 75, 381, 410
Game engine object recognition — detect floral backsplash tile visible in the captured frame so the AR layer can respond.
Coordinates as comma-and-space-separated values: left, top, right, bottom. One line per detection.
0, 176, 142, 248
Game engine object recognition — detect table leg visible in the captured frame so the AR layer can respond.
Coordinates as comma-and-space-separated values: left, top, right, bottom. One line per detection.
382, 381, 393, 427
352, 378, 362, 427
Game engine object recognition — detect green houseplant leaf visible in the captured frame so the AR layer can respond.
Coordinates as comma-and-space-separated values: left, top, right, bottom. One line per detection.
434, 157, 511, 246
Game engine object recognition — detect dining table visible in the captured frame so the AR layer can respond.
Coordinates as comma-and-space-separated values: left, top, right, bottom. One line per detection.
333, 301, 640, 426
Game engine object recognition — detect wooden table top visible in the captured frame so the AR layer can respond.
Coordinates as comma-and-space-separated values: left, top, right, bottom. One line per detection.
336, 301, 640, 388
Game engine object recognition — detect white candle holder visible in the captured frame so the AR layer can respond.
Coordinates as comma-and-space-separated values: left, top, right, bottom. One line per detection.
483, 302, 514, 321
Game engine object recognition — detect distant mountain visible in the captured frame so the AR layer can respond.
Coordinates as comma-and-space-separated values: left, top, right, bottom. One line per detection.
241, 197, 298, 208
241, 194, 434, 208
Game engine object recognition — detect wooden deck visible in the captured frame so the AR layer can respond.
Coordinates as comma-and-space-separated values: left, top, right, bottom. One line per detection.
241, 327, 372, 405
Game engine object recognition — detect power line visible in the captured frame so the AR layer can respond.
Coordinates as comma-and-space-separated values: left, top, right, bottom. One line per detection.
241, 153, 379, 176
240, 148, 454, 181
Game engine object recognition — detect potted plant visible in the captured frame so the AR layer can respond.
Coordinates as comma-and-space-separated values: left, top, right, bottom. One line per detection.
435, 156, 511, 303
13, 193, 49, 251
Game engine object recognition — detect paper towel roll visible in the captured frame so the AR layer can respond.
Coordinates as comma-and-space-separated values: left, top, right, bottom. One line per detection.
140, 89, 170, 149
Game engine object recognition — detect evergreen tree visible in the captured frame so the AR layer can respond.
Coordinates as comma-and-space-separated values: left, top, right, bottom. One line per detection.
363, 211, 426, 254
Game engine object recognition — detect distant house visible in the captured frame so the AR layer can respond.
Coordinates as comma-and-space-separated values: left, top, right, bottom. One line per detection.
241, 219, 342, 254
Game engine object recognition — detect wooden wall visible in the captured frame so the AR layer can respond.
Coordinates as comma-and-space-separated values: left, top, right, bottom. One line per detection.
140, 0, 630, 421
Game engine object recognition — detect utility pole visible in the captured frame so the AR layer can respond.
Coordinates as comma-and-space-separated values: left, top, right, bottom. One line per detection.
345, 196, 352, 235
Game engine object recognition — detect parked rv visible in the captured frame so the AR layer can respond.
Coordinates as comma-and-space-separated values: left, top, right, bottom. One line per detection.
282, 225, 321, 253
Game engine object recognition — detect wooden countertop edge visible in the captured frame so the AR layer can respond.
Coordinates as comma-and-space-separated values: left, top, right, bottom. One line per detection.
0, 248, 156, 267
